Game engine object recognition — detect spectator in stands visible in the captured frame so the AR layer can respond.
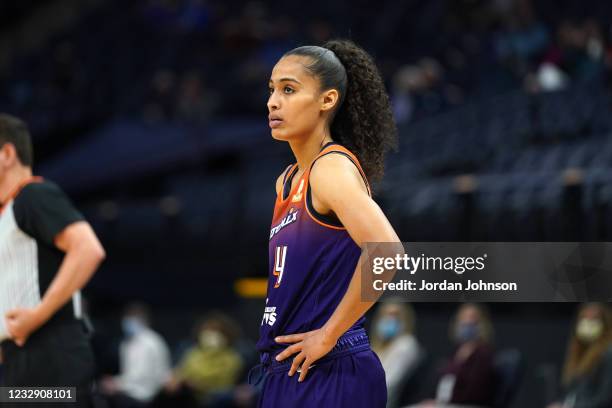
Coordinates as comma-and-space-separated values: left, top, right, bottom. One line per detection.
371, 301, 421, 408
547, 303, 612, 408
142, 70, 177, 123
391, 58, 447, 124
100, 302, 171, 408
175, 71, 216, 124
417, 303, 497, 407
555, 20, 605, 82
494, 0, 549, 66
165, 312, 244, 406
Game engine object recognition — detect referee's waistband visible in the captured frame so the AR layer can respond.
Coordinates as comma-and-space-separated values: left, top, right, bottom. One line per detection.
0, 318, 84, 349
258, 327, 371, 376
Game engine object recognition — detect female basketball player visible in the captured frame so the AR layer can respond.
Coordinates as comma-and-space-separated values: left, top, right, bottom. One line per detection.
256, 39, 401, 407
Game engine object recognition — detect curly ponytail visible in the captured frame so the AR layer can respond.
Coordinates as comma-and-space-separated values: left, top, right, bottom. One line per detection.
284, 39, 397, 182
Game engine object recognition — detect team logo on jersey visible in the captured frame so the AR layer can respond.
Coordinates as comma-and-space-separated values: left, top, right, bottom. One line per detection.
269, 208, 298, 240
261, 299, 278, 326
291, 179, 305, 202
261, 306, 278, 326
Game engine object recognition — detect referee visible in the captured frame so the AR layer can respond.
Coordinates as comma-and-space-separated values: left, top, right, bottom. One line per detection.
0, 114, 105, 406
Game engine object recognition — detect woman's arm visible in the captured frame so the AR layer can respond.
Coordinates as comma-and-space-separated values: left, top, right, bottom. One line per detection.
275, 154, 401, 381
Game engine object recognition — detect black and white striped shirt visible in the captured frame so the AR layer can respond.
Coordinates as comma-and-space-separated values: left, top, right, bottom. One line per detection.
0, 179, 84, 340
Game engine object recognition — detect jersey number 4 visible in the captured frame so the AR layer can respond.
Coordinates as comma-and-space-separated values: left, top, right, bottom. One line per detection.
273, 245, 287, 288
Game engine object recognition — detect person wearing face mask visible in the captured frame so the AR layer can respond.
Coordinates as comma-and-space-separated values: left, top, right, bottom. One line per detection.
371, 301, 421, 408
417, 303, 496, 407
547, 303, 612, 408
100, 303, 171, 407
165, 312, 244, 405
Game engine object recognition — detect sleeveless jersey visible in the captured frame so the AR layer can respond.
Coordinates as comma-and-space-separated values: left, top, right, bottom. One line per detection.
256, 142, 371, 353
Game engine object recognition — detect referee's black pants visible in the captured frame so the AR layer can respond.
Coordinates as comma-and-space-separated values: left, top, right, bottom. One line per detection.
1, 319, 95, 407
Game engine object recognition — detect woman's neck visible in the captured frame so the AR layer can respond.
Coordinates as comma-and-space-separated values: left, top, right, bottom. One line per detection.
288, 125, 333, 172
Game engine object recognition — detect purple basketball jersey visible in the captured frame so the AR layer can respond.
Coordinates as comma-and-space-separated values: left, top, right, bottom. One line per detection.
256, 143, 371, 353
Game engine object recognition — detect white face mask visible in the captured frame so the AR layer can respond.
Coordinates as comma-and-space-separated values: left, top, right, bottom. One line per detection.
199, 330, 226, 349
576, 318, 604, 343
121, 317, 145, 337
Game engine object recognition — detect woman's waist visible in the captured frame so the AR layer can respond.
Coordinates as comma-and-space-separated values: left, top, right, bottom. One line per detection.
259, 326, 370, 373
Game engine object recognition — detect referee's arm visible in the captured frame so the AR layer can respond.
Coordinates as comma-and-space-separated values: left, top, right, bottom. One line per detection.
6, 221, 105, 346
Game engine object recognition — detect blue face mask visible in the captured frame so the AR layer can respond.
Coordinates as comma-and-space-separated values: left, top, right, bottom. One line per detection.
455, 322, 480, 343
376, 317, 401, 341
121, 317, 144, 337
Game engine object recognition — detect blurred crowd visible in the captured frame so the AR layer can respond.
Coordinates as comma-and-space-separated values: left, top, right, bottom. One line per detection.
6, 301, 599, 408
373, 302, 612, 408
2, 0, 612, 150
390, 0, 612, 124
90, 303, 258, 408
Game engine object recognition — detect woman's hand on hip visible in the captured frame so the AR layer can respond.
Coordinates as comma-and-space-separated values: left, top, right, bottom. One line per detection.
275, 327, 338, 382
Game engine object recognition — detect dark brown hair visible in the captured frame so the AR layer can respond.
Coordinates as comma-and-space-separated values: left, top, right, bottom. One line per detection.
284, 39, 397, 182
0, 113, 33, 166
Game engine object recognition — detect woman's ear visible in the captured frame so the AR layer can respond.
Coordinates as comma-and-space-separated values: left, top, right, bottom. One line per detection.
320, 89, 340, 113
